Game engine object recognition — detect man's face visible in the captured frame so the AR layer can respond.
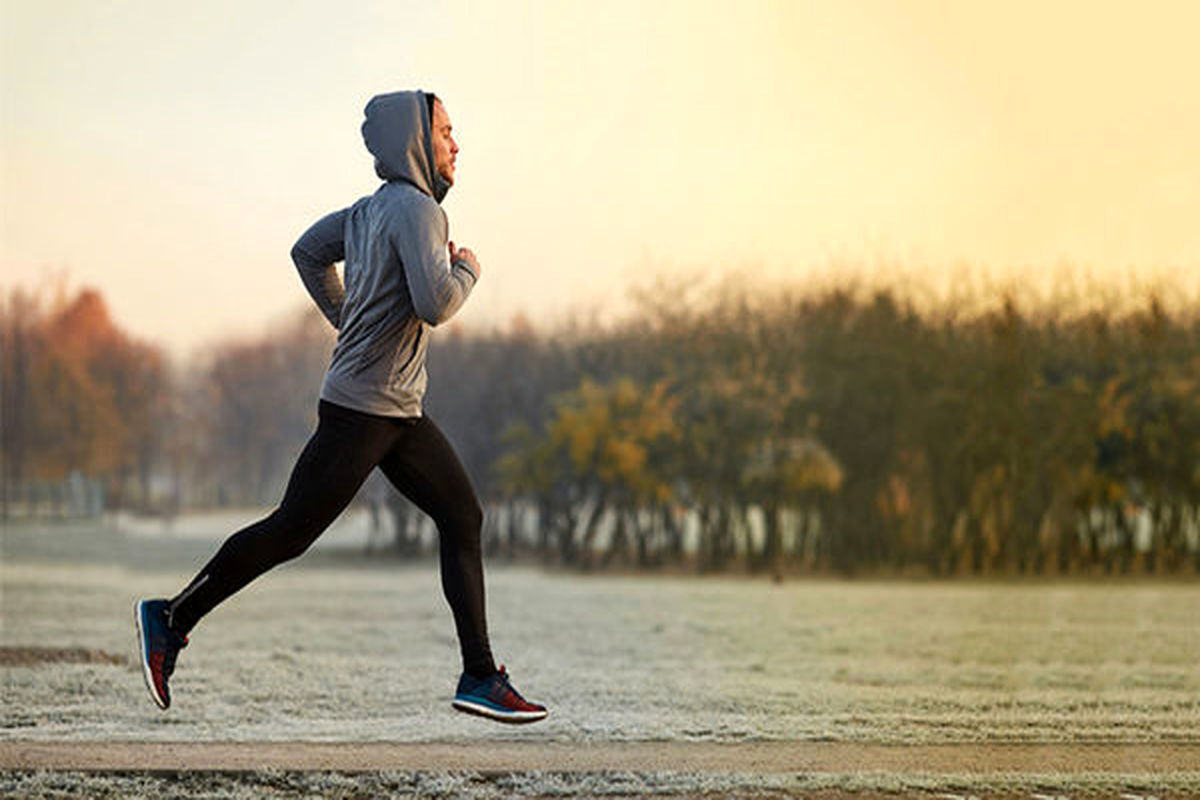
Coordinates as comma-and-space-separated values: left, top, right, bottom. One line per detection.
431, 98, 458, 185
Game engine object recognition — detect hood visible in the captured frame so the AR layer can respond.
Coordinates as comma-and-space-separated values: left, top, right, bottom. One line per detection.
361, 90, 450, 203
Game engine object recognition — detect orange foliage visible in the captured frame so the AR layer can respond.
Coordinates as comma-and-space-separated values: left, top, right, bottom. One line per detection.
1, 285, 169, 484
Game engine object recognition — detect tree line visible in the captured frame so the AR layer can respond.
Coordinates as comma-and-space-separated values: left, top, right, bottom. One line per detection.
429, 280, 1200, 576
3, 279, 1198, 576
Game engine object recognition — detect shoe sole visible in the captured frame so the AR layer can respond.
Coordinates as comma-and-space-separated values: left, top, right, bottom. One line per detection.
452, 698, 548, 724
133, 600, 169, 711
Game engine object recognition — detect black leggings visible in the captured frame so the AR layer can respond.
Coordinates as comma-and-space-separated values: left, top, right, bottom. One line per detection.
166, 400, 495, 677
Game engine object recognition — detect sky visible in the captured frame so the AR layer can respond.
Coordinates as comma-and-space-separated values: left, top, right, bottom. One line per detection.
3, 0, 1199, 358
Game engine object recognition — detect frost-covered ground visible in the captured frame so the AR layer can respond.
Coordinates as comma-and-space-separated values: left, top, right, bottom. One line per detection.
4, 768, 1200, 799
2, 514, 1197, 747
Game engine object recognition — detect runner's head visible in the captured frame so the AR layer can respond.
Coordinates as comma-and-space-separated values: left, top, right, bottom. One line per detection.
361, 90, 455, 202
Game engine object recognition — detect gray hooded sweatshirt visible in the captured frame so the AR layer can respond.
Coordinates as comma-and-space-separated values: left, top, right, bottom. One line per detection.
290, 90, 478, 417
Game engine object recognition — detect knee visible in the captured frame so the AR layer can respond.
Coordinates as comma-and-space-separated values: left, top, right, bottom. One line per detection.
459, 498, 484, 537
276, 533, 315, 563
466, 498, 484, 533
440, 498, 483, 546
269, 510, 325, 564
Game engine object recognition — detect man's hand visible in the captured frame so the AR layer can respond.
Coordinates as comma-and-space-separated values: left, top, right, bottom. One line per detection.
449, 241, 481, 277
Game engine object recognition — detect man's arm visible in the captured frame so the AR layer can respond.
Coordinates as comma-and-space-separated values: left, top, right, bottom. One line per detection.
392, 200, 478, 326
291, 209, 348, 329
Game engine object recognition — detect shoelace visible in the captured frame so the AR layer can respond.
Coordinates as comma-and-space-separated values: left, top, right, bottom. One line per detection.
492, 666, 531, 705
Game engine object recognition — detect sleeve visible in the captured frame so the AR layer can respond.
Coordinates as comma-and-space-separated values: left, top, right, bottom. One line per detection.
290, 208, 348, 329
390, 199, 479, 326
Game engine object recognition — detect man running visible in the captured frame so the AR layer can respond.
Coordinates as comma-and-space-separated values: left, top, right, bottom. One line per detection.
135, 90, 548, 725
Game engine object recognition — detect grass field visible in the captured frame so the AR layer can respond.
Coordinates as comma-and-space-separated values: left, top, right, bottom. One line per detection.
2, 515, 1198, 797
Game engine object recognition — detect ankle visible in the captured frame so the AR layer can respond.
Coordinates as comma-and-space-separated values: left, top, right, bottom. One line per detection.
465, 664, 496, 680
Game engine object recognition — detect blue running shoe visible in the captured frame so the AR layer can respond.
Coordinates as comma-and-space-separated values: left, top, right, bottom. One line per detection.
452, 665, 548, 724
134, 598, 187, 710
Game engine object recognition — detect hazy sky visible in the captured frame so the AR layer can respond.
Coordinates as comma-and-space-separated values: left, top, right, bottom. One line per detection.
3, 0, 1199, 357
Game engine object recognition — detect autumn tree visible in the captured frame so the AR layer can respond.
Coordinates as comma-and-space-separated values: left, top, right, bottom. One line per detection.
0, 286, 169, 514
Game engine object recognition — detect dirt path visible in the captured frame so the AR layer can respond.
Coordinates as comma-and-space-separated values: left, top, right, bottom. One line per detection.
2, 740, 1196, 773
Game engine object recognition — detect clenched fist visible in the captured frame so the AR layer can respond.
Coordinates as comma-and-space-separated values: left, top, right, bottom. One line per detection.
449, 241, 481, 277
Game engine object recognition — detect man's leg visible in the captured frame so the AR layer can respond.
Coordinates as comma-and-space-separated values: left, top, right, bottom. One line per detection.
378, 416, 495, 678
378, 415, 547, 723
165, 401, 400, 635
137, 401, 401, 710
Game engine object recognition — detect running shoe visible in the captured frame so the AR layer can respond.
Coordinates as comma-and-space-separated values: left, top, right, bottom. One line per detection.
134, 598, 188, 710
452, 665, 548, 724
